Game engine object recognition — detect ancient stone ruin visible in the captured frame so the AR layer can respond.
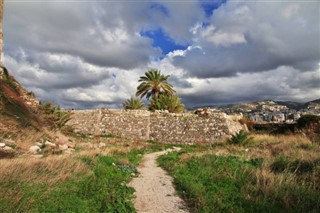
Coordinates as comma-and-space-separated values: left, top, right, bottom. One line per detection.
66, 109, 244, 145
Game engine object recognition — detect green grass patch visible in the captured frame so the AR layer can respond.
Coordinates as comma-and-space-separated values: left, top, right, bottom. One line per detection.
158, 150, 320, 213
0, 148, 149, 212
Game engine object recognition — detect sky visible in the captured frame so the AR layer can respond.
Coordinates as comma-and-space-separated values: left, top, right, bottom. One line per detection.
3, 0, 320, 109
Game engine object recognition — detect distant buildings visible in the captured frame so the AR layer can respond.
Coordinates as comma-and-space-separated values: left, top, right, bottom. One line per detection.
219, 102, 320, 124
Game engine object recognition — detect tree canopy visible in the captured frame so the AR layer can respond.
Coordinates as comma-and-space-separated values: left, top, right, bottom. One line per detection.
136, 69, 175, 100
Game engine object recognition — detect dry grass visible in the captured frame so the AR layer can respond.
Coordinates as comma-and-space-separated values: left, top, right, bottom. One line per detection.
203, 133, 319, 161
0, 155, 91, 186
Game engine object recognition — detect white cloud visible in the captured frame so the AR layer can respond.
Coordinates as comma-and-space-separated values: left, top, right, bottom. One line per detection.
201, 25, 246, 47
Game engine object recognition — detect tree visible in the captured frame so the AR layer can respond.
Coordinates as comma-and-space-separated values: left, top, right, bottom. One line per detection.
148, 94, 184, 113
136, 69, 175, 100
123, 97, 144, 110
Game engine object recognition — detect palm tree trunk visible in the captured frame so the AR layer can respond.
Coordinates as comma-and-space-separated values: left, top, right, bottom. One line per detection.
154, 91, 159, 99
0, 0, 3, 66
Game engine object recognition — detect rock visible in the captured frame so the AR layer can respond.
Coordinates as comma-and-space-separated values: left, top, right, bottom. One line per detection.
98, 142, 106, 148
29, 145, 41, 154
64, 148, 75, 154
0, 143, 5, 148
67, 142, 75, 148
4, 146, 13, 151
59, 144, 68, 151
3, 139, 15, 146
31, 154, 43, 158
36, 142, 43, 147
45, 141, 56, 147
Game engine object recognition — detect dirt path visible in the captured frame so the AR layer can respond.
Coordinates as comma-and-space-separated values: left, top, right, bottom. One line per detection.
129, 148, 189, 213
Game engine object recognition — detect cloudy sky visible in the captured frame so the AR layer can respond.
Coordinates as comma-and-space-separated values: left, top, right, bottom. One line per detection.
3, 0, 320, 109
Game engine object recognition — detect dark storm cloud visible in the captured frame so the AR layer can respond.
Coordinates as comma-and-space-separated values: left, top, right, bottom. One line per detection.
169, 75, 192, 89
4, 2, 159, 69
172, 2, 319, 78
4, 53, 111, 90
2, 1, 319, 109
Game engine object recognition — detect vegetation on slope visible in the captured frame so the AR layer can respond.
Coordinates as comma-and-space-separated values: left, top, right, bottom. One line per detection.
0, 68, 39, 128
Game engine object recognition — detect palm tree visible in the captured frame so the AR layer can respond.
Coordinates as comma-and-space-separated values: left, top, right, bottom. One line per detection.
136, 69, 175, 100
123, 97, 144, 110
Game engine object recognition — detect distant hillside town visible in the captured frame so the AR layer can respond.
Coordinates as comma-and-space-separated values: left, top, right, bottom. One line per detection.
216, 99, 320, 124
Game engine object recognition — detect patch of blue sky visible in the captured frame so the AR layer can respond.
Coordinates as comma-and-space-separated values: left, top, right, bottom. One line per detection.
149, 2, 169, 17
140, 28, 188, 57
201, 0, 227, 17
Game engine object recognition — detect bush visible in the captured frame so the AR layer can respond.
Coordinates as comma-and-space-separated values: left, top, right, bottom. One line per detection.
297, 115, 320, 128
148, 94, 184, 113
270, 155, 290, 173
271, 156, 316, 174
122, 97, 144, 110
228, 130, 253, 145
39, 101, 72, 128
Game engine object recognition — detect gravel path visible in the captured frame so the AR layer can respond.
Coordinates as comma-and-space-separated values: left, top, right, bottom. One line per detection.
129, 148, 189, 213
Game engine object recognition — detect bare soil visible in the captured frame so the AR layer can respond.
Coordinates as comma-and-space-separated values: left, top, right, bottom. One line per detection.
129, 148, 189, 213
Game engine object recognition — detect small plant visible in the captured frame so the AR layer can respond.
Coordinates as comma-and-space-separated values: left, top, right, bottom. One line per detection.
227, 130, 253, 145
39, 101, 72, 128
122, 97, 144, 110
270, 155, 290, 173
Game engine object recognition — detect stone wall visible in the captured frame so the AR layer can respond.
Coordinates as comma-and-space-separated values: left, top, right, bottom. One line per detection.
66, 109, 244, 144
150, 113, 237, 144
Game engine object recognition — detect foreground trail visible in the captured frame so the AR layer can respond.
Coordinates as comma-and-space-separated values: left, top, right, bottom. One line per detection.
129, 148, 189, 213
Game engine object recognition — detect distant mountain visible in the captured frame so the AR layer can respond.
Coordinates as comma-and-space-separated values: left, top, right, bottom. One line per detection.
306, 98, 320, 104
274, 101, 304, 110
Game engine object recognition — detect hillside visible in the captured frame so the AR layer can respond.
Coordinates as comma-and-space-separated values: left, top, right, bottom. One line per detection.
0, 66, 70, 156
0, 67, 41, 131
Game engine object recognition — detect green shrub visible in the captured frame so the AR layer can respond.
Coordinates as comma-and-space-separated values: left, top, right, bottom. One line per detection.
39, 101, 72, 128
271, 157, 315, 175
297, 115, 320, 128
148, 94, 184, 113
122, 97, 144, 110
270, 155, 290, 173
228, 130, 253, 145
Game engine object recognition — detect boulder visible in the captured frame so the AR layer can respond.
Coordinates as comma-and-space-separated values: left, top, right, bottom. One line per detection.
4, 146, 13, 151
65, 148, 75, 154
3, 139, 15, 147
45, 141, 56, 147
67, 142, 75, 149
29, 145, 41, 154
99, 142, 106, 148
0, 143, 5, 148
59, 144, 68, 151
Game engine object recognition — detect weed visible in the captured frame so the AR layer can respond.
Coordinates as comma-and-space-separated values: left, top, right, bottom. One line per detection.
228, 130, 253, 145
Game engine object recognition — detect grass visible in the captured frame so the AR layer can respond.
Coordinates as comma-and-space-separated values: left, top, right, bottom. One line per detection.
0, 140, 173, 212
158, 133, 320, 213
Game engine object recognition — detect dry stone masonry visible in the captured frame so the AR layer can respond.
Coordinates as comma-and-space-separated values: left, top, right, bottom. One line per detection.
66, 109, 244, 145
